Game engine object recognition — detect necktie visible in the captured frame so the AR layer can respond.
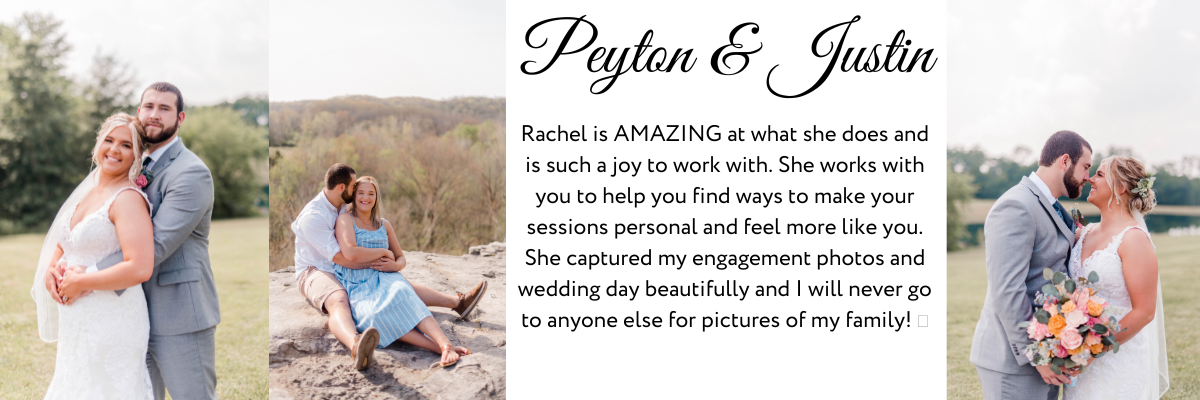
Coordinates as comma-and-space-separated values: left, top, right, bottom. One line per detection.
1052, 201, 1076, 233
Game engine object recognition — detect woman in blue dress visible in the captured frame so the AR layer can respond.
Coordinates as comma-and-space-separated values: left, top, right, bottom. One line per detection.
333, 176, 469, 367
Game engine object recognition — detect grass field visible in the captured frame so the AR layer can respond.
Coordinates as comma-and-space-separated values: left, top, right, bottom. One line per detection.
0, 217, 267, 399
949, 234, 1200, 399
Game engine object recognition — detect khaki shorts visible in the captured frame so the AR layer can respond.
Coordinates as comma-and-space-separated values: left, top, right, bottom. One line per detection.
297, 267, 346, 314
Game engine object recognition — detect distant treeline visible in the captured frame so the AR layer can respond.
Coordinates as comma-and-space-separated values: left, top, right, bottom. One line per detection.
948, 147, 1200, 205
268, 96, 504, 146
0, 13, 267, 234
269, 96, 505, 271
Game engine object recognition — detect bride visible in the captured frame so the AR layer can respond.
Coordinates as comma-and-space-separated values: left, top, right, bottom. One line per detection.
31, 113, 155, 399
1067, 156, 1169, 399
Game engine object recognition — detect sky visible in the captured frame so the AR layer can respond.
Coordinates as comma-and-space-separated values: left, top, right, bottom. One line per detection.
949, 0, 1200, 166
1, 0, 268, 106
269, 0, 505, 102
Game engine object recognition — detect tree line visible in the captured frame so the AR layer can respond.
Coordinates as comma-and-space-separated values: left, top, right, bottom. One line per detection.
269, 96, 505, 271
0, 13, 266, 235
946, 145, 1200, 250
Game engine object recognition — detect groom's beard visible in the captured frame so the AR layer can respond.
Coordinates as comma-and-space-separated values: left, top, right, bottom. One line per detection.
1063, 171, 1085, 199
143, 121, 178, 144
342, 190, 354, 204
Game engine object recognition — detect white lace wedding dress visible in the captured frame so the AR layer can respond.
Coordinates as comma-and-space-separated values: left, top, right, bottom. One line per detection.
43, 187, 153, 400
1066, 223, 1165, 400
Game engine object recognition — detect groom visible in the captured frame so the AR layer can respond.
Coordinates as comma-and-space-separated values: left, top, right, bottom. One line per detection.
47, 82, 219, 399
970, 130, 1092, 399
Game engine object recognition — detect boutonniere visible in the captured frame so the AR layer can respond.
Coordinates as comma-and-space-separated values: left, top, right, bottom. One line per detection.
135, 168, 154, 189
1069, 207, 1089, 227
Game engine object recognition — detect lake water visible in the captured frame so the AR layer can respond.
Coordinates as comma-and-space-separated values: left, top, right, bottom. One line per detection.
962, 214, 1200, 247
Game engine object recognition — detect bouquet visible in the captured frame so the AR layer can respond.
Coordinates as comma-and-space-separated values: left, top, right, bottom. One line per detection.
1018, 268, 1123, 397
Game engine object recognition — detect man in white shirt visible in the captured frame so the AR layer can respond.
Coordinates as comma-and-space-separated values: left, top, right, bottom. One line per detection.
292, 163, 487, 370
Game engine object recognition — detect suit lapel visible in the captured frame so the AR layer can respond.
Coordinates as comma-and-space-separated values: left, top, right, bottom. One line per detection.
1020, 177, 1074, 241
147, 139, 186, 216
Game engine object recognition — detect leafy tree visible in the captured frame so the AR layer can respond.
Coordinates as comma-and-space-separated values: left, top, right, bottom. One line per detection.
179, 106, 267, 218
0, 13, 91, 230
82, 50, 136, 129
947, 161, 978, 251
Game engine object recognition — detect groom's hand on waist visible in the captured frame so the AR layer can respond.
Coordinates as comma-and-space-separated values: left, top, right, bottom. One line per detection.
373, 256, 404, 273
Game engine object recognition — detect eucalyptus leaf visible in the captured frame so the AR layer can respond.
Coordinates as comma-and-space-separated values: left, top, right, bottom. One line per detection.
1078, 325, 1089, 334
1042, 284, 1059, 298
1093, 324, 1107, 335
1018, 321, 1031, 329
1064, 359, 1078, 368
1036, 312, 1050, 324
1064, 279, 1077, 294
1088, 271, 1099, 283
1112, 341, 1120, 354
1044, 268, 1055, 280
1052, 272, 1065, 285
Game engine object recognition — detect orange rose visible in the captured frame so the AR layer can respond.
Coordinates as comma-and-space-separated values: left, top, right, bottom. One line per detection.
1068, 345, 1084, 356
1087, 300, 1104, 317
1048, 314, 1067, 337
1061, 300, 1076, 314
1090, 343, 1104, 354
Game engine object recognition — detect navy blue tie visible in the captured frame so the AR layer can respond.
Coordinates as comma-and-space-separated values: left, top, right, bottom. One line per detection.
1053, 201, 1076, 233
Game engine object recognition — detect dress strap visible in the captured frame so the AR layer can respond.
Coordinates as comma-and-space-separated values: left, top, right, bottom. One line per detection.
104, 186, 153, 215
1106, 225, 1144, 252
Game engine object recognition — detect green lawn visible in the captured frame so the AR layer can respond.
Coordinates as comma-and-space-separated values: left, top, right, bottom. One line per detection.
949, 234, 1200, 399
0, 217, 267, 399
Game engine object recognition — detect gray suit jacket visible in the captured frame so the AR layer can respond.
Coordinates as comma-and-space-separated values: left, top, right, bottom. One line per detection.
98, 140, 220, 337
970, 176, 1074, 375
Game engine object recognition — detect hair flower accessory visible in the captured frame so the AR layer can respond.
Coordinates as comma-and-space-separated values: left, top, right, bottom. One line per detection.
1130, 173, 1155, 199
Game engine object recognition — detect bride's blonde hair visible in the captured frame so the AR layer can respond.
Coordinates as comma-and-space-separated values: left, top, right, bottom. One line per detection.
1099, 156, 1156, 215
91, 112, 147, 183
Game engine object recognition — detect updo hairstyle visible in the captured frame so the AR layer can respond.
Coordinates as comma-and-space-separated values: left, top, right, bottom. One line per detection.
1099, 154, 1156, 215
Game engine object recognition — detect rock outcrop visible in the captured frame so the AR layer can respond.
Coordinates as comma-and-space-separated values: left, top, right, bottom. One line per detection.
269, 246, 506, 399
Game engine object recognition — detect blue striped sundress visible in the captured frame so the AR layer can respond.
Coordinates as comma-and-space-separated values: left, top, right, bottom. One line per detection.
333, 220, 432, 348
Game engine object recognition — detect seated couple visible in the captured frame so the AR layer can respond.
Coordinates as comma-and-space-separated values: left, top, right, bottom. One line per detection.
291, 163, 486, 370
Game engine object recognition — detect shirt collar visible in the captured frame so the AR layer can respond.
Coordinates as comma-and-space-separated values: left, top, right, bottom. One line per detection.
1028, 172, 1057, 202
315, 190, 338, 215
145, 136, 181, 164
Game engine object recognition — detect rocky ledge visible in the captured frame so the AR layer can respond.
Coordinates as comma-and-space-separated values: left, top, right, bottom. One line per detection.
269, 243, 507, 400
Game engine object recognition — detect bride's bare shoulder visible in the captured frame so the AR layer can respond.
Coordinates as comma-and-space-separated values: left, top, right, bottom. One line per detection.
109, 186, 150, 218
1117, 227, 1156, 264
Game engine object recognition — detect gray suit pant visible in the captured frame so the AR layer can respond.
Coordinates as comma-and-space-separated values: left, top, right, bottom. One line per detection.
976, 365, 1056, 400
148, 326, 217, 400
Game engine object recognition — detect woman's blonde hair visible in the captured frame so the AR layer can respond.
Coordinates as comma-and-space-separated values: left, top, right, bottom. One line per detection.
91, 112, 146, 183
1100, 156, 1156, 215
349, 176, 383, 229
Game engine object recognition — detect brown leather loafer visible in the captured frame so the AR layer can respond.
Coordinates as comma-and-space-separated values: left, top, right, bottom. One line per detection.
452, 280, 488, 320
351, 327, 379, 370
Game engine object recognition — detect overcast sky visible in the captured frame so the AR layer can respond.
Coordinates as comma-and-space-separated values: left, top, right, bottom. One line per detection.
2, 0, 267, 106
269, 0, 505, 102
949, 1, 1200, 166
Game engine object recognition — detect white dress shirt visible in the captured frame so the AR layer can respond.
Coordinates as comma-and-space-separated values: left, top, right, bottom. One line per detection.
291, 191, 345, 277
1028, 172, 1057, 201
144, 136, 181, 171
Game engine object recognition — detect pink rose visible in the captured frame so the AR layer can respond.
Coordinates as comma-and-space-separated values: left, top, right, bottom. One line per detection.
1064, 310, 1088, 330
1027, 321, 1050, 341
1054, 345, 1069, 358
135, 174, 149, 188
1070, 289, 1090, 308
1043, 302, 1058, 317
1085, 332, 1102, 346
1060, 329, 1084, 350
1088, 316, 1103, 326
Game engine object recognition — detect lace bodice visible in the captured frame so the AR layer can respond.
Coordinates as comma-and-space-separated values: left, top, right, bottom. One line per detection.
1069, 224, 1141, 312
1065, 223, 1162, 400
60, 187, 151, 267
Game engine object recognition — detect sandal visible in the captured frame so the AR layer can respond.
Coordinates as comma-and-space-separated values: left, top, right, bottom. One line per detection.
430, 344, 460, 368
351, 327, 379, 371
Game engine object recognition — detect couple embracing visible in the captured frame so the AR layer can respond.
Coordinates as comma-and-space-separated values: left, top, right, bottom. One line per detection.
291, 163, 487, 370
972, 131, 1169, 399
32, 83, 219, 399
